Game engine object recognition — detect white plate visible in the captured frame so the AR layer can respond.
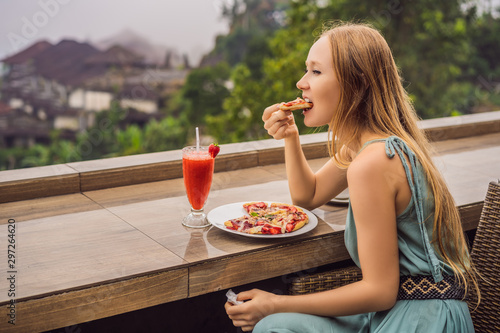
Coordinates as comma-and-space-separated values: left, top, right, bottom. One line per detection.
329, 188, 349, 205
207, 201, 318, 238
329, 197, 349, 205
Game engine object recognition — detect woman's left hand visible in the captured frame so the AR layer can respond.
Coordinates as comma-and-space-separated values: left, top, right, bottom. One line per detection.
225, 289, 278, 331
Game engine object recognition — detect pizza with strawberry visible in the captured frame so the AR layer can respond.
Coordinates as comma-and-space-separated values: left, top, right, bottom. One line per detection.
224, 202, 309, 235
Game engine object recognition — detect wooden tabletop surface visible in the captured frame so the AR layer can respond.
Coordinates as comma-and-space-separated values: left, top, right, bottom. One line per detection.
1, 132, 499, 332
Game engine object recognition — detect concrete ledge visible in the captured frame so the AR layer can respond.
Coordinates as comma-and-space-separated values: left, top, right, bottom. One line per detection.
420, 110, 500, 141
0, 164, 80, 203
1, 111, 499, 203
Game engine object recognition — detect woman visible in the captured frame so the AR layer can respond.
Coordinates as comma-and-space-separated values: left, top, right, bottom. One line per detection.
225, 22, 479, 332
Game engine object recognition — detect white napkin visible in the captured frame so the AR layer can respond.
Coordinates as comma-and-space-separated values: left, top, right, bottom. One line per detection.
226, 289, 243, 305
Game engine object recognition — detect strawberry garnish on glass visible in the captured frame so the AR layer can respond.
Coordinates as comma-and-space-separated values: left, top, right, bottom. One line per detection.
209, 143, 220, 158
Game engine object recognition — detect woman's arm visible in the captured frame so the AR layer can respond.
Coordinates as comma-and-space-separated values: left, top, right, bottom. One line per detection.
226, 144, 401, 331
277, 145, 401, 315
262, 104, 348, 210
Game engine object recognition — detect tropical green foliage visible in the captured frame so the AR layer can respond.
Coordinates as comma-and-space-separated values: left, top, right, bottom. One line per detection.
208, 0, 499, 143
180, 61, 231, 125
0, 102, 189, 169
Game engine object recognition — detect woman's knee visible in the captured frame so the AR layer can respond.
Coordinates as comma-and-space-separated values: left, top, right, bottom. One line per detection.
253, 313, 296, 333
253, 313, 333, 333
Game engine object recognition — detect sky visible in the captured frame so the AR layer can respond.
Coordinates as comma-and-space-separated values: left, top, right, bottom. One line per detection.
0, 0, 230, 65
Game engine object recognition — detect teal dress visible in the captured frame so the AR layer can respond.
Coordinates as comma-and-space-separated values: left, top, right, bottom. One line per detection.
254, 137, 474, 333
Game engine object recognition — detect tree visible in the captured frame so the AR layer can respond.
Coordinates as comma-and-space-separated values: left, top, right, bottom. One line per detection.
143, 116, 189, 152
209, 0, 485, 145
204, 0, 286, 67
71, 101, 126, 161
207, 0, 326, 143
466, 10, 500, 111
115, 124, 144, 156
180, 61, 231, 125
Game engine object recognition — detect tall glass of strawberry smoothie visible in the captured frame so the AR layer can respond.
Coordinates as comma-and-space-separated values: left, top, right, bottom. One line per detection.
182, 146, 214, 228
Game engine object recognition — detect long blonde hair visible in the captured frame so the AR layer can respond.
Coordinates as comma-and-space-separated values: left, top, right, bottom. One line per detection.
323, 21, 479, 302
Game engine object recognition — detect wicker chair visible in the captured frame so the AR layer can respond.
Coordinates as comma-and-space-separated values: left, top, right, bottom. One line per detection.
288, 264, 362, 295
468, 180, 500, 332
289, 181, 500, 332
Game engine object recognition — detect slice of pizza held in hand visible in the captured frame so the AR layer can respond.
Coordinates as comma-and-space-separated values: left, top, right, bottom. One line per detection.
224, 202, 309, 235
279, 97, 313, 111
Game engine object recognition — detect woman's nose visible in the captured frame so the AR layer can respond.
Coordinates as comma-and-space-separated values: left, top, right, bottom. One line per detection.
296, 75, 308, 91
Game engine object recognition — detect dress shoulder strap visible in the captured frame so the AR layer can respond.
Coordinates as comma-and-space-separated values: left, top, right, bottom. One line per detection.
383, 136, 443, 282
356, 138, 387, 156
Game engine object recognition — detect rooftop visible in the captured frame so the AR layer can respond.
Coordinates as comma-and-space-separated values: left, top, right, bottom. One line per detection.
1, 40, 52, 65
33, 40, 105, 86
84, 45, 144, 67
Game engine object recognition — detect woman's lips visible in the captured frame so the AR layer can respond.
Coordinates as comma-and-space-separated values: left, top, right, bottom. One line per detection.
303, 97, 313, 112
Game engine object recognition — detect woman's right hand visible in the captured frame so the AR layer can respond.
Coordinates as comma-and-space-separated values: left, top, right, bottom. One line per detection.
225, 289, 279, 332
262, 103, 299, 140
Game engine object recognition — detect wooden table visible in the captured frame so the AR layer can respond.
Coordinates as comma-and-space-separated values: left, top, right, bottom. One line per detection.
1, 131, 499, 332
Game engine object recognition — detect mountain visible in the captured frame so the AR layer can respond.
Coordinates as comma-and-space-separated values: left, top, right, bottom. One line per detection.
93, 29, 184, 67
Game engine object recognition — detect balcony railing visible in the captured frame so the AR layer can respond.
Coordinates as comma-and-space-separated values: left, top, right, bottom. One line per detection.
1, 110, 500, 203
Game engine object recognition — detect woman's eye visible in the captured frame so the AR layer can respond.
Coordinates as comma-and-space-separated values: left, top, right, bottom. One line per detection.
304, 69, 321, 75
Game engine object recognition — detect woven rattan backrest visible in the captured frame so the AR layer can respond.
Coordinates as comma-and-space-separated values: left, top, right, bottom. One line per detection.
469, 181, 500, 333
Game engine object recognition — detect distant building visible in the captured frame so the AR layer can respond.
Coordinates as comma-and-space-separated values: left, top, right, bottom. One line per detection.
0, 39, 188, 148
0, 101, 51, 147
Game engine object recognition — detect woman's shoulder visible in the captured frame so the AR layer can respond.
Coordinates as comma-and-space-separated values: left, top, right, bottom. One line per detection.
351, 140, 389, 165
348, 141, 400, 180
